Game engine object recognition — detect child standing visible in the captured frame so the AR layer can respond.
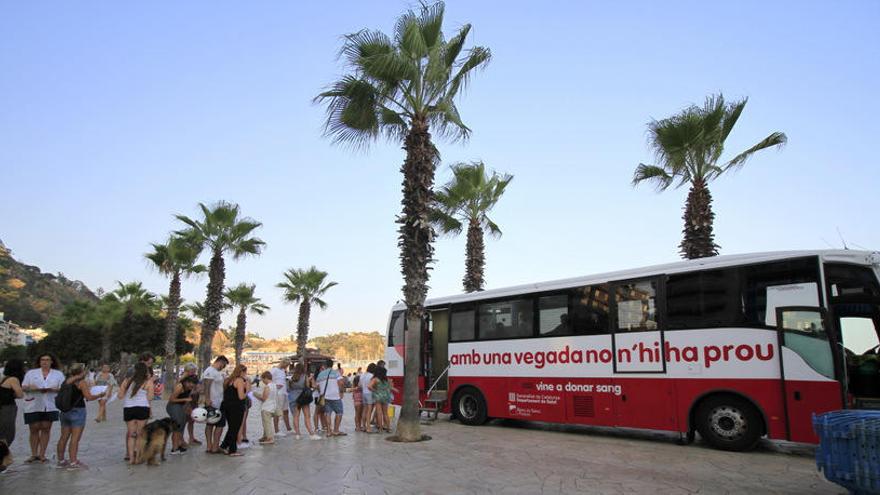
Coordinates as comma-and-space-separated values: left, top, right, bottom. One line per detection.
352, 376, 364, 432
257, 372, 276, 445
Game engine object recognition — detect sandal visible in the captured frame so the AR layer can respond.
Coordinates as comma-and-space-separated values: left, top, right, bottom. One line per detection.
227, 452, 243, 457
24, 456, 39, 464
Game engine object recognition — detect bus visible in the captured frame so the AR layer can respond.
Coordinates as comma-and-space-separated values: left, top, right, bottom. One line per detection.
384, 250, 880, 451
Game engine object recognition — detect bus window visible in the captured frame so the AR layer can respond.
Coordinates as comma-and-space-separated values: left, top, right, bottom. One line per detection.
741, 258, 818, 328
614, 280, 658, 331
478, 298, 533, 339
539, 295, 569, 336
778, 308, 834, 379
450, 308, 475, 341
667, 268, 743, 329
388, 310, 405, 346
570, 285, 610, 335
825, 263, 880, 299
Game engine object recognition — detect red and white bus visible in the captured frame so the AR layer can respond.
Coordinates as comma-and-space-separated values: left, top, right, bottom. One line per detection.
385, 250, 880, 451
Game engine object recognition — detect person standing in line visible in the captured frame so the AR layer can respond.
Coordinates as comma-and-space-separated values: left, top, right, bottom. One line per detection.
55, 364, 106, 469
93, 364, 117, 423
369, 366, 397, 434
180, 363, 201, 445
237, 368, 252, 450
270, 359, 292, 437
201, 356, 228, 454
166, 375, 198, 455
22, 353, 64, 463
219, 365, 248, 457
118, 362, 154, 464
255, 371, 276, 445
0, 359, 25, 446
317, 362, 346, 437
351, 375, 364, 432
360, 363, 376, 434
287, 363, 319, 440
120, 352, 155, 454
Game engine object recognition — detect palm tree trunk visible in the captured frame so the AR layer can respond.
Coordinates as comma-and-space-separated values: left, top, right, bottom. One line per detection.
101, 327, 112, 363
234, 307, 247, 366
162, 270, 182, 399
396, 115, 435, 442
296, 301, 310, 368
199, 249, 225, 370
463, 218, 485, 292
680, 179, 720, 259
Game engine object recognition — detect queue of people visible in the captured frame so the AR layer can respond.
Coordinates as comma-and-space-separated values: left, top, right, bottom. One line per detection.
0, 354, 397, 471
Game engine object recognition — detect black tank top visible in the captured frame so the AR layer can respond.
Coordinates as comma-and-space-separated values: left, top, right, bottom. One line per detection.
0, 378, 15, 406
69, 380, 86, 409
223, 381, 245, 408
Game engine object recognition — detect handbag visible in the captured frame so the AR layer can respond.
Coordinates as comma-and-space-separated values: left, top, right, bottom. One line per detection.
296, 386, 313, 406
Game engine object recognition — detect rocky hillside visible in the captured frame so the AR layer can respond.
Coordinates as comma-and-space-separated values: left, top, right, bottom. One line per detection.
0, 240, 98, 327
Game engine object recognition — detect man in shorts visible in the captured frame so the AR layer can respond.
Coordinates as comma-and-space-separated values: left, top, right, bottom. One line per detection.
270, 359, 292, 437
201, 356, 228, 454
317, 363, 346, 437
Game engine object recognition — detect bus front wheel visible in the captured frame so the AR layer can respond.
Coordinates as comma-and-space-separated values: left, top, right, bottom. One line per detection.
453, 387, 488, 426
695, 395, 762, 452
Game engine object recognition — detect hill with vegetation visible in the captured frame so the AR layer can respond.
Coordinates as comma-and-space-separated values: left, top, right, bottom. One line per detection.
0, 241, 98, 327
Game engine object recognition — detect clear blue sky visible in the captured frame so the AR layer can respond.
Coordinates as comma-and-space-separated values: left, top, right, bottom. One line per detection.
2, 1, 878, 339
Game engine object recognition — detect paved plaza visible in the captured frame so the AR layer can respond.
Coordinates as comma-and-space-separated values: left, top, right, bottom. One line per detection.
1, 397, 842, 494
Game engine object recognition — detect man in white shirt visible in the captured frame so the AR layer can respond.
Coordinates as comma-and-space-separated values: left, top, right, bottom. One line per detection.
201, 355, 228, 453
270, 359, 292, 437
317, 363, 346, 436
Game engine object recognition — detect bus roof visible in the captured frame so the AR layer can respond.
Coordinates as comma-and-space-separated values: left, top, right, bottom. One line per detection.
391, 249, 878, 310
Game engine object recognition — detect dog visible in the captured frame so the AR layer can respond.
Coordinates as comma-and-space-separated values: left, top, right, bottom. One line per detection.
0, 440, 11, 472
134, 417, 178, 466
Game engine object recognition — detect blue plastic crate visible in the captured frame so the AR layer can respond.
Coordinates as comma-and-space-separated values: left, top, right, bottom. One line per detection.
814, 410, 880, 494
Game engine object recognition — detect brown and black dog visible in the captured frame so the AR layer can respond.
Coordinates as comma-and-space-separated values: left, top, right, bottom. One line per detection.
133, 418, 177, 466
0, 440, 12, 472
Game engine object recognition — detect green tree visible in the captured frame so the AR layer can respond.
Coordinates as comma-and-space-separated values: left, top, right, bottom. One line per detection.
633, 94, 787, 259
432, 161, 512, 292
223, 283, 269, 366
315, 0, 490, 442
276, 267, 337, 368
176, 201, 265, 370
146, 234, 205, 397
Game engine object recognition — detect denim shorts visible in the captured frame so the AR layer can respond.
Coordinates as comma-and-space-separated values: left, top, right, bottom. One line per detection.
60, 407, 86, 427
362, 392, 375, 405
324, 399, 343, 415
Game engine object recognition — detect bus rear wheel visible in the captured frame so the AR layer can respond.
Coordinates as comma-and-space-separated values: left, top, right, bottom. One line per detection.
695, 395, 762, 452
453, 387, 488, 426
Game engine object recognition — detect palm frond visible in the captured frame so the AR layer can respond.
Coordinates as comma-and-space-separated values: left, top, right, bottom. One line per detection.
723, 131, 787, 172
632, 163, 674, 191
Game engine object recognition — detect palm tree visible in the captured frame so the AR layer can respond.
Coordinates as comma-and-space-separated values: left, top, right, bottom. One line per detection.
633, 94, 787, 259
315, 0, 490, 442
432, 161, 513, 292
91, 295, 124, 363
146, 234, 205, 397
176, 201, 265, 370
276, 267, 337, 368
223, 283, 269, 366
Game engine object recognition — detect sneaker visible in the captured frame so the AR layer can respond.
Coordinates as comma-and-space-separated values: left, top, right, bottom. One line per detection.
170, 449, 183, 455
179, 447, 187, 453
238, 442, 250, 450
309, 434, 321, 440
294, 434, 301, 440
275, 431, 286, 438
67, 461, 88, 470
55, 460, 69, 469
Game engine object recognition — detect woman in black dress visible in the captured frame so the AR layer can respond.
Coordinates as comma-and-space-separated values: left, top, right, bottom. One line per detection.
219, 365, 248, 456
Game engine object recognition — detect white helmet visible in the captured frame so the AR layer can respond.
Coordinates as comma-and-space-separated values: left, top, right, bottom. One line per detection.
191, 407, 208, 423
205, 408, 223, 425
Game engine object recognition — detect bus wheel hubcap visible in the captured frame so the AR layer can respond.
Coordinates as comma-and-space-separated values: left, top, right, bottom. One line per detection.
460, 396, 477, 419
709, 406, 746, 439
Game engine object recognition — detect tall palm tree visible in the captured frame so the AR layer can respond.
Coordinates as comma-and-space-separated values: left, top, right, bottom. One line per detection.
276, 267, 337, 368
223, 283, 269, 366
432, 161, 513, 292
146, 234, 205, 397
176, 201, 265, 370
315, 0, 490, 442
633, 94, 787, 259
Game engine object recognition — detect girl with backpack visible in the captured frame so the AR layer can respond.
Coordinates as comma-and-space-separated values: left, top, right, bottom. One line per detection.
55, 364, 107, 469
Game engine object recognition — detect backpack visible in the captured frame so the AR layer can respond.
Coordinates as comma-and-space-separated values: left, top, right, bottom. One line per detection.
55, 382, 75, 413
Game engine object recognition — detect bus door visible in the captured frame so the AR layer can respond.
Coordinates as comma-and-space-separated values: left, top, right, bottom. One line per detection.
775, 306, 837, 441
609, 277, 676, 430
429, 309, 450, 392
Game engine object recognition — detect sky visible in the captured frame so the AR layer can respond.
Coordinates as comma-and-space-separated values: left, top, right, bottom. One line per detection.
1, 1, 879, 340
